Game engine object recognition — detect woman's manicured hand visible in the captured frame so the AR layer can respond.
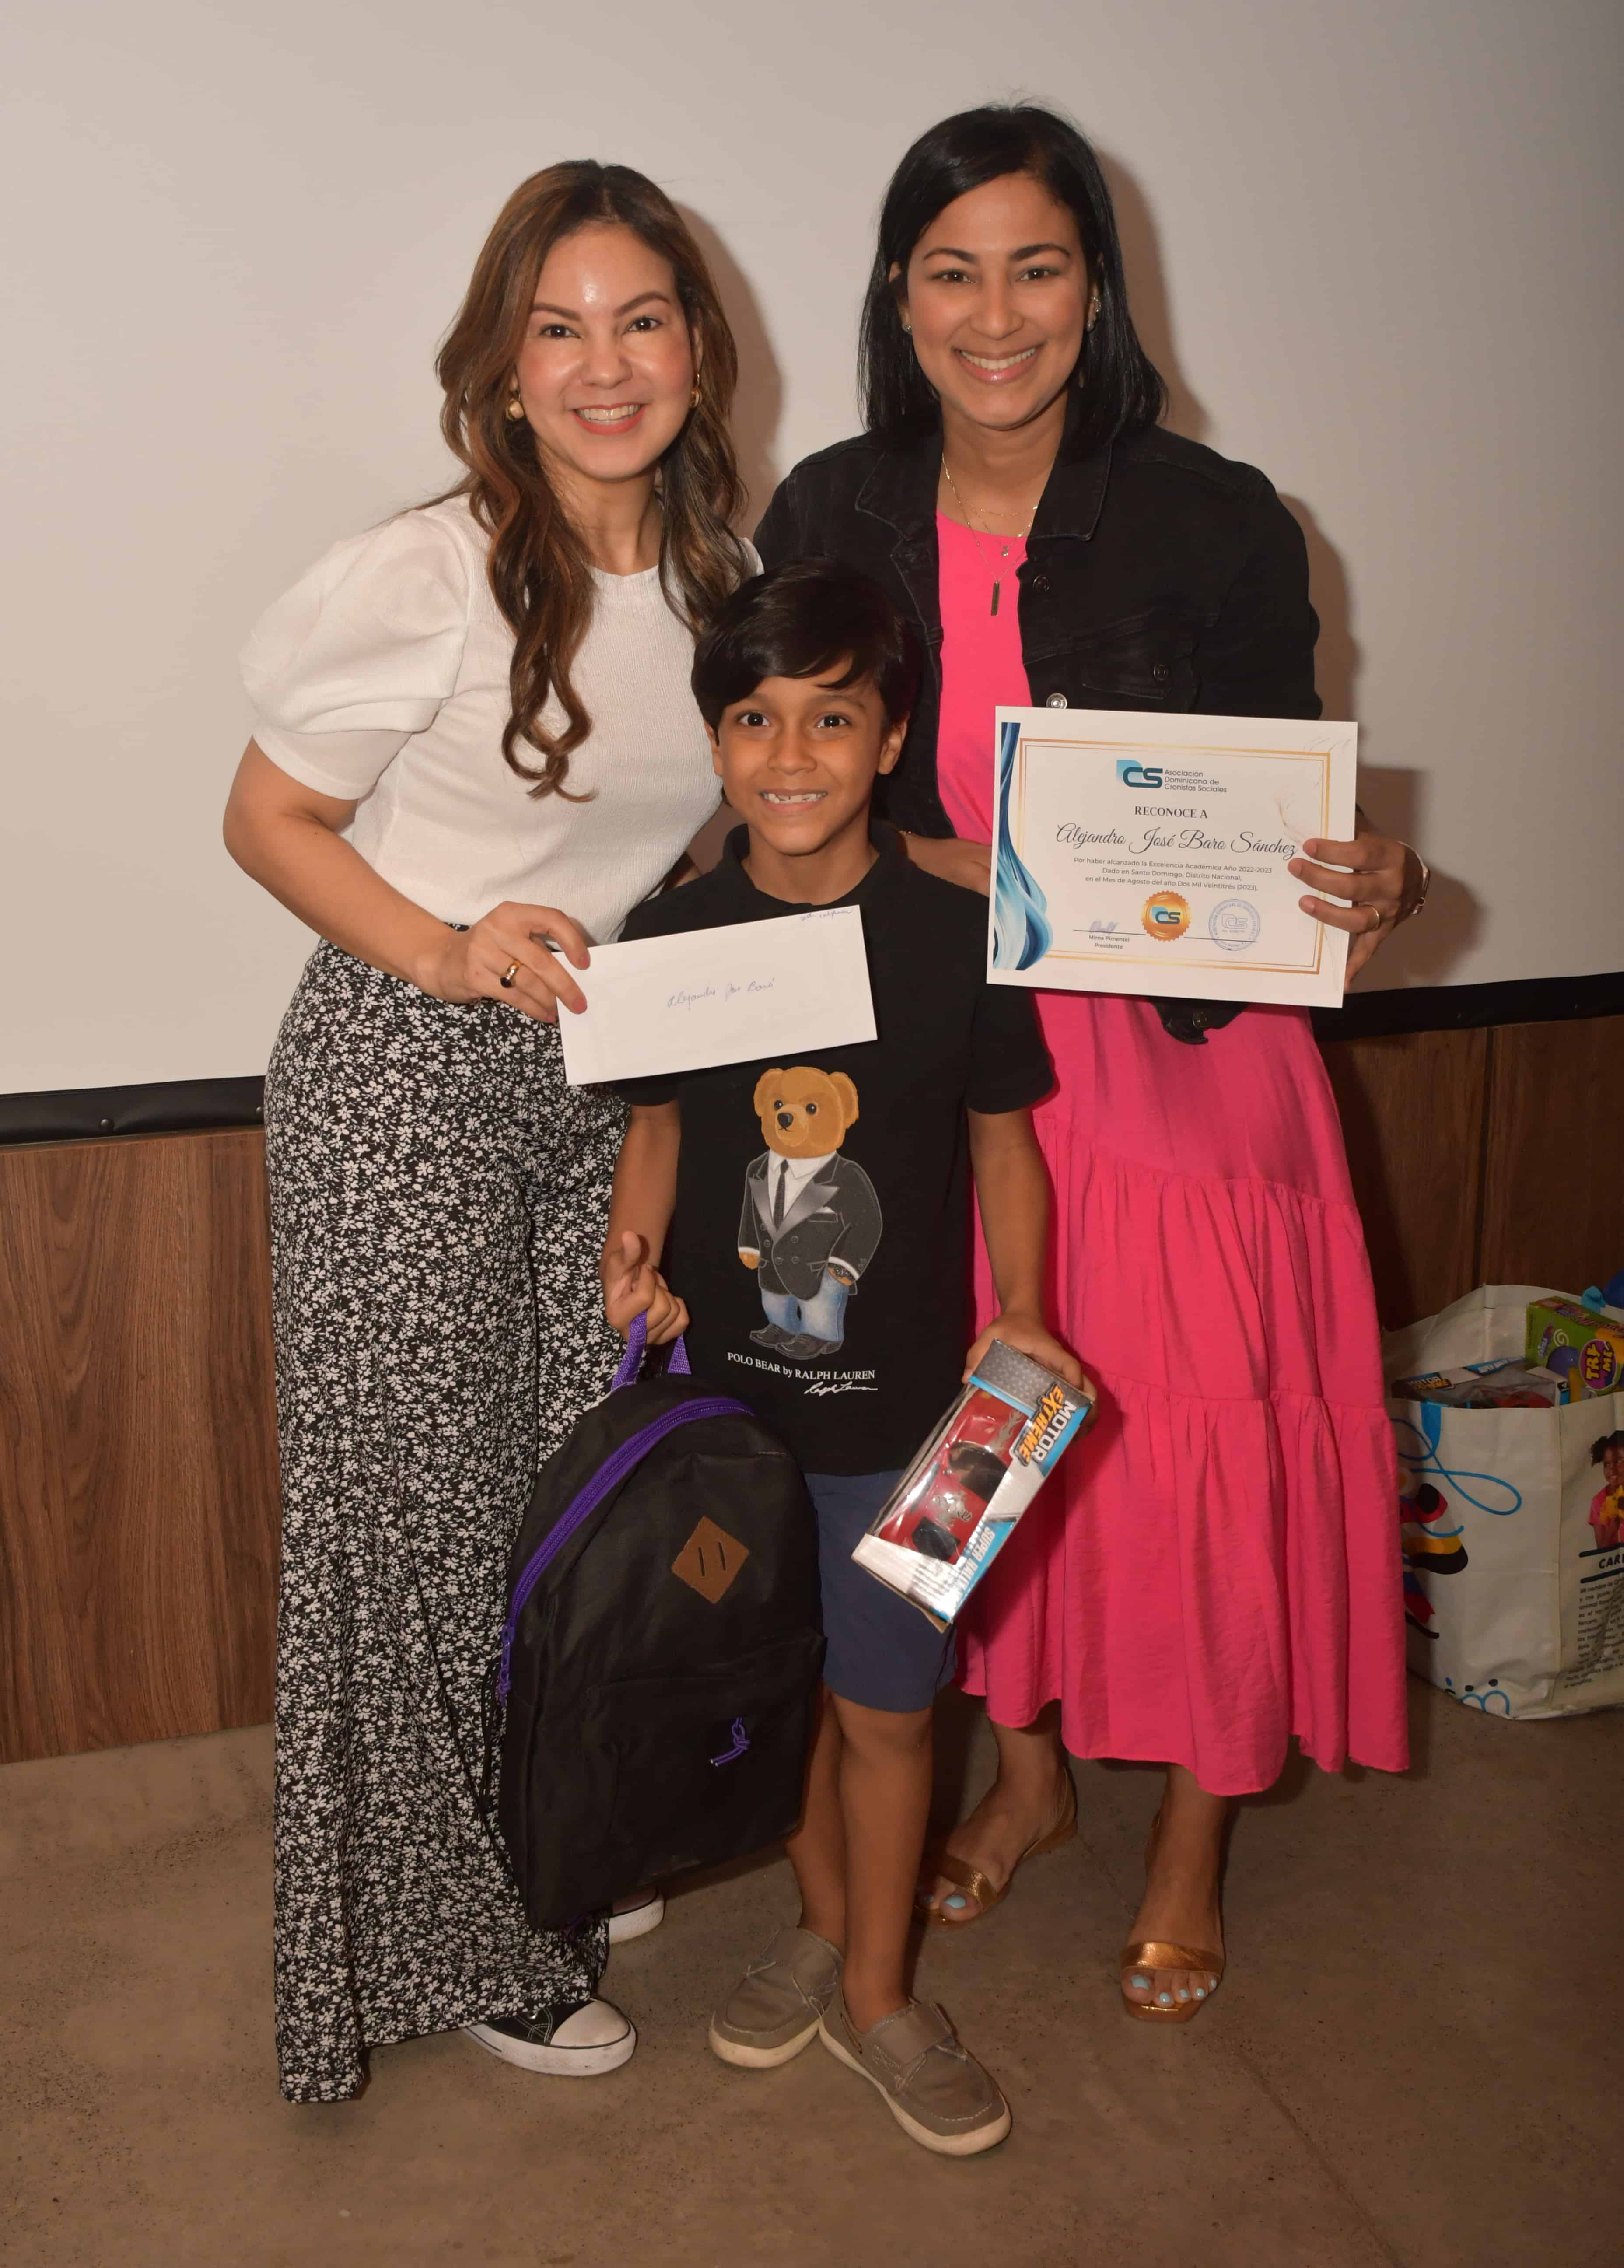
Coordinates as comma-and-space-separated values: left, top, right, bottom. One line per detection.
1291, 828, 1425, 980
900, 832, 994, 897
417, 901, 592, 1020
965, 1309, 1088, 1392
601, 1230, 689, 1344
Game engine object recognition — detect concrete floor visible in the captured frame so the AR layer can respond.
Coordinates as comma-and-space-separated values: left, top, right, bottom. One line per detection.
3, 1682, 1620, 2268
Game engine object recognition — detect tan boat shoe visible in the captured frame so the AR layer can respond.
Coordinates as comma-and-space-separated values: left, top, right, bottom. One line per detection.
708, 1925, 842, 2069
818, 1988, 1011, 2156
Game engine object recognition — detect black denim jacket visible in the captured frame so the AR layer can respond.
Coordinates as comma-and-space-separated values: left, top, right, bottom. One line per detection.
755, 404, 1321, 1044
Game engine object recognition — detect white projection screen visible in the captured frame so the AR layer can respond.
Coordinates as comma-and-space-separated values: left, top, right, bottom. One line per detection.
2, 0, 1620, 1095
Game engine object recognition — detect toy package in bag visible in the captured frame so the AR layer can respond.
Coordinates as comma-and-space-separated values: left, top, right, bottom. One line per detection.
851, 1339, 1095, 1628
1525, 1298, 1624, 1402
1389, 1357, 1563, 1410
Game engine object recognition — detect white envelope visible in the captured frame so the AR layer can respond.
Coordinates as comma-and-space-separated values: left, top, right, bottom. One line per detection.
558, 905, 876, 1087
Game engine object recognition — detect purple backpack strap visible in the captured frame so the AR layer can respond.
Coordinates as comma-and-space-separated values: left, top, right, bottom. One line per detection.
610, 1310, 648, 1391
612, 1309, 690, 1390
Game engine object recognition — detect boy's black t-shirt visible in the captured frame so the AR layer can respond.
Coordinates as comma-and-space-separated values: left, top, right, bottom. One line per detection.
618, 825, 1052, 1473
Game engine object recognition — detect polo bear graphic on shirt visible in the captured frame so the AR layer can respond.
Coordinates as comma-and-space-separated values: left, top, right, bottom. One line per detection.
738, 1067, 884, 1365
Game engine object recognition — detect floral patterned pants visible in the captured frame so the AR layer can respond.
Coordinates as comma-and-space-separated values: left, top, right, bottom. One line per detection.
264, 942, 626, 2101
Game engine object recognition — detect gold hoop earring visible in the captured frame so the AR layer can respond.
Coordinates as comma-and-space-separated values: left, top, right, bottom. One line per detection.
504, 388, 525, 423
1086, 300, 1100, 332
689, 384, 702, 410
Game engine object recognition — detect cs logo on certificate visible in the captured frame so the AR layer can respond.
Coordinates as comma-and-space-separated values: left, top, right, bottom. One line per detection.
1141, 891, 1191, 939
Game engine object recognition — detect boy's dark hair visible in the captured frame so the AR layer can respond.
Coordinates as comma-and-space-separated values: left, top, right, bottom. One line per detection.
691, 557, 922, 730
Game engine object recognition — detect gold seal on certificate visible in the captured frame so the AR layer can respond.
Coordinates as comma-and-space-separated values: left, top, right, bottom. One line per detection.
987, 708, 1359, 1008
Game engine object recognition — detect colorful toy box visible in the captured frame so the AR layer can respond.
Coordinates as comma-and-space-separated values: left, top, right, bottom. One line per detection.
851, 1338, 1094, 1628
1525, 1298, 1624, 1402
1389, 1357, 1562, 1409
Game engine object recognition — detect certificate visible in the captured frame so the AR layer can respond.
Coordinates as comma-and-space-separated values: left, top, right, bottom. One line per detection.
987, 708, 1358, 1008
558, 905, 875, 1087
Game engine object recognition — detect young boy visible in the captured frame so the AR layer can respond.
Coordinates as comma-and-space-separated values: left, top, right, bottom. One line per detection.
600, 559, 1082, 2158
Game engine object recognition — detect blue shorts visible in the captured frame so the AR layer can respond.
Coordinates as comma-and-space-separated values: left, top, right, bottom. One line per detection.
806, 1470, 958, 1715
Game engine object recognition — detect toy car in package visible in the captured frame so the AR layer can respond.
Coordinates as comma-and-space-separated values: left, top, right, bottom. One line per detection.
1388, 1351, 1569, 1406
851, 1339, 1094, 1628
1389, 1357, 1562, 1410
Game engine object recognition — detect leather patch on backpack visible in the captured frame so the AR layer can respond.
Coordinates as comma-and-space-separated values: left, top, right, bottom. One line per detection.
672, 1516, 750, 1603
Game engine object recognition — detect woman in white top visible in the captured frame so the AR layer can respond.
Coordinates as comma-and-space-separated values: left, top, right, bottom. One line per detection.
225, 161, 750, 2104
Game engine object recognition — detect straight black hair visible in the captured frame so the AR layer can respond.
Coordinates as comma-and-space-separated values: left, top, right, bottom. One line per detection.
859, 102, 1167, 457
690, 558, 923, 728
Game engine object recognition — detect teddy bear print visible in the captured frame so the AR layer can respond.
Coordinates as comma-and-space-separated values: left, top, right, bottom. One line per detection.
738, 1066, 884, 1364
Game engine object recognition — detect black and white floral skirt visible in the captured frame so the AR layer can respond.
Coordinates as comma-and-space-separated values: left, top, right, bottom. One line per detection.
263, 941, 626, 2102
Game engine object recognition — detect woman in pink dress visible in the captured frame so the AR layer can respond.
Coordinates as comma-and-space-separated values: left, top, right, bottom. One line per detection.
756, 103, 1426, 2019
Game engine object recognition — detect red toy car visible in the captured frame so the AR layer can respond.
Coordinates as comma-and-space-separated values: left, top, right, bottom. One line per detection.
870, 1388, 1026, 1564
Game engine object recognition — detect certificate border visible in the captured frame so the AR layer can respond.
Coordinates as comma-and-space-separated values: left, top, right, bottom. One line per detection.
1014, 735, 1332, 976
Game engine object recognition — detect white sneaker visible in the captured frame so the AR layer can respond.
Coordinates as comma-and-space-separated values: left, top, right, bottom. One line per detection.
607, 1888, 665, 1945
463, 1998, 637, 2077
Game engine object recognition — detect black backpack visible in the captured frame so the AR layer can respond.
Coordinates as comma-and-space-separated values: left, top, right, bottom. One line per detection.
492, 1315, 824, 1930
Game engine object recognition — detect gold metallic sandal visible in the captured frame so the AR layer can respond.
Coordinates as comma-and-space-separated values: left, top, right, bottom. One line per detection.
1119, 1808, 1225, 2019
1118, 1940, 1225, 2022
919, 1770, 1078, 1928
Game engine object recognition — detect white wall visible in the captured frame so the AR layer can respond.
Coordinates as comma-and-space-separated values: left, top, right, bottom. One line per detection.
2, 0, 1619, 1092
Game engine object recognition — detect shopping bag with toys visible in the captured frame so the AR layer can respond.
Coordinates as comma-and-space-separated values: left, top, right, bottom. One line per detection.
1385, 1284, 1624, 1719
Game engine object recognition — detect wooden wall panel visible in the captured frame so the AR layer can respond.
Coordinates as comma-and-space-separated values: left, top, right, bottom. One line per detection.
2, 1012, 1617, 1764
1319, 1029, 1489, 1331
1480, 1016, 1624, 1291
0, 1130, 280, 1765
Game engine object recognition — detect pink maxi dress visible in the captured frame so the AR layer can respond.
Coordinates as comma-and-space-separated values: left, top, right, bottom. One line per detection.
936, 514, 1407, 1794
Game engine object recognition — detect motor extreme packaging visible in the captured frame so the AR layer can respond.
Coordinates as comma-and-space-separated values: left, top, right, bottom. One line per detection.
851, 1339, 1094, 1629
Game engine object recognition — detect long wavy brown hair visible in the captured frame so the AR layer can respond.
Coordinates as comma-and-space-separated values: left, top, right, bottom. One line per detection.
436, 161, 746, 799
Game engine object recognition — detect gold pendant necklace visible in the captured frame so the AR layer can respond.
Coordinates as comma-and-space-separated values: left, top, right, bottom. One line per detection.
941, 460, 1041, 616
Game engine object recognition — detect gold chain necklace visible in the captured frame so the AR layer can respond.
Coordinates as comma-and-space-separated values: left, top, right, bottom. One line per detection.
940, 459, 1041, 616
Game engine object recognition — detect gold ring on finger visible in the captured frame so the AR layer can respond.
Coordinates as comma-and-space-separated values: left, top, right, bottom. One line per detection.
500, 960, 520, 988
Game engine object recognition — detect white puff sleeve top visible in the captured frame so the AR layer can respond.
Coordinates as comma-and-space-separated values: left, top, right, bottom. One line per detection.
241, 496, 739, 942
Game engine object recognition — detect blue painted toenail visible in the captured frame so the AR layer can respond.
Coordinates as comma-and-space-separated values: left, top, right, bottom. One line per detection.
1131, 1973, 1151, 1989
945, 1894, 967, 1910
1157, 1992, 1173, 2005
1176, 1988, 1189, 2000
1194, 1987, 1206, 1998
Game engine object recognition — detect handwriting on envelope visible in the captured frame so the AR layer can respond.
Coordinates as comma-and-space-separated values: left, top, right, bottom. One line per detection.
557, 906, 875, 1088
668, 979, 778, 1010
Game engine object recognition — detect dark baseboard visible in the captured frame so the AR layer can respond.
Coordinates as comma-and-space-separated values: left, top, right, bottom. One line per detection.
0, 1077, 265, 1147
1311, 967, 1623, 1041
3, 971, 1620, 1144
